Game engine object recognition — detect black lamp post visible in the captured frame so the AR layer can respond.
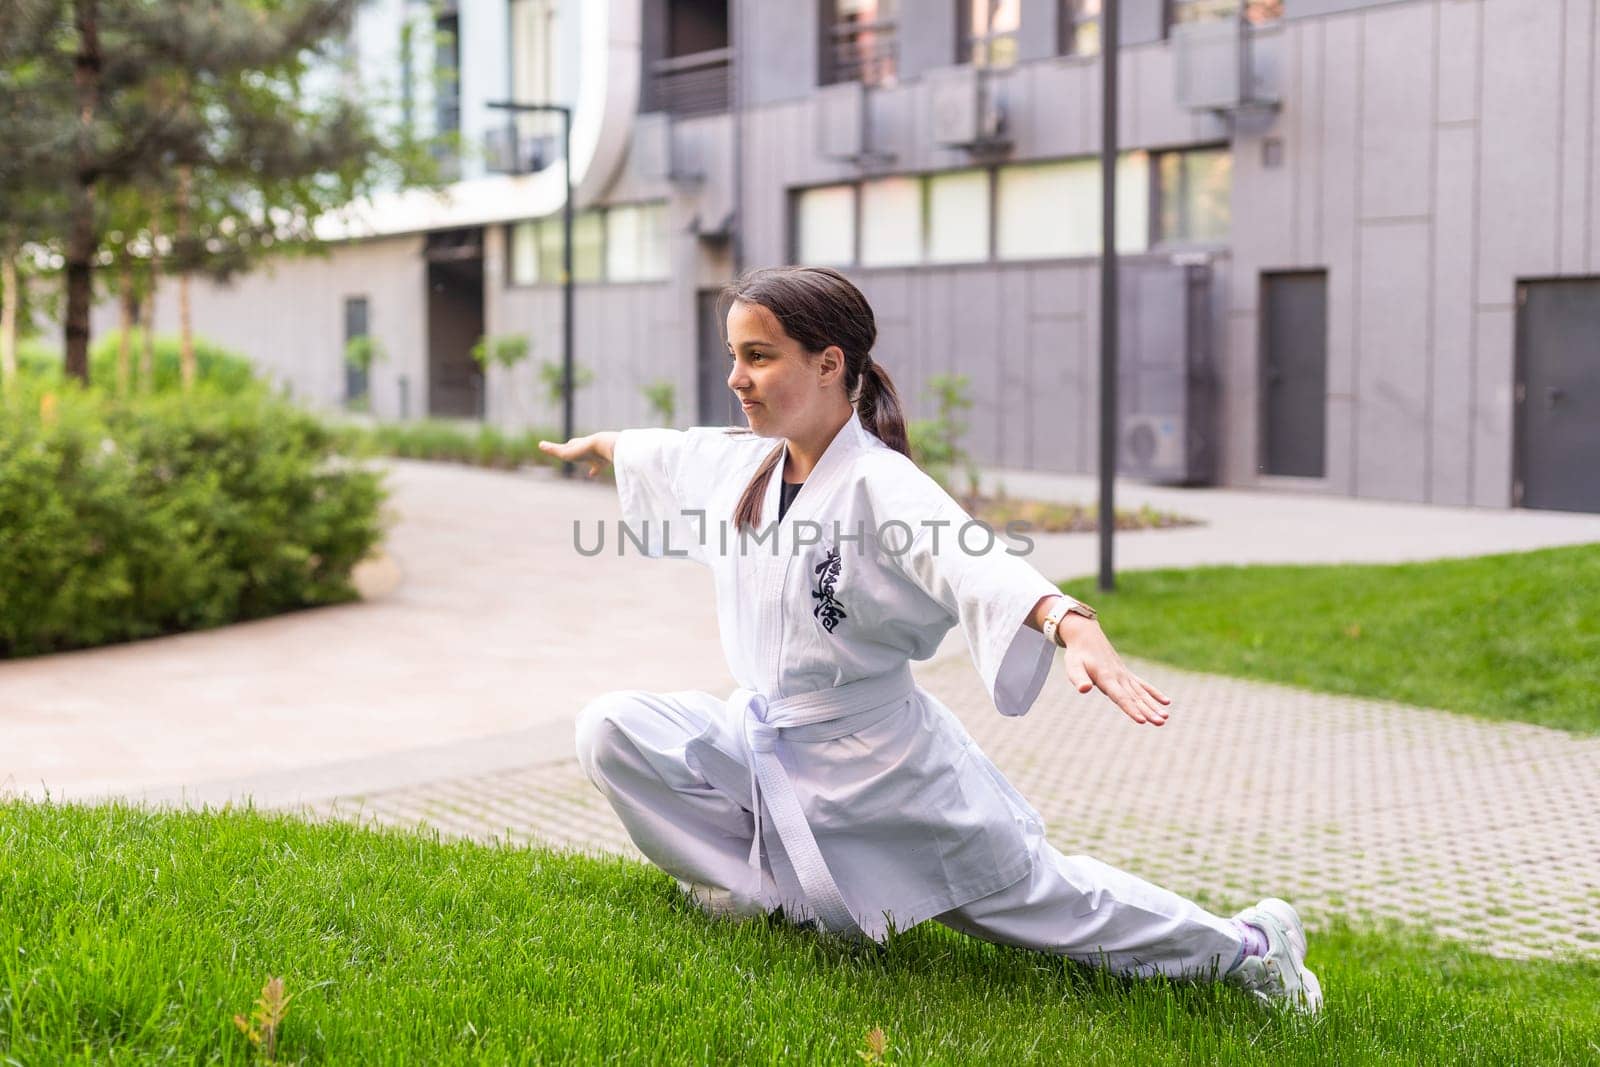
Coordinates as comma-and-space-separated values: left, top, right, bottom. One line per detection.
487, 99, 576, 476
1097, 1, 1119, 592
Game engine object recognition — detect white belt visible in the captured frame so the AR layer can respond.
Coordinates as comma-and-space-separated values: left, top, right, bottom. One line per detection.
729, 665, 915, 937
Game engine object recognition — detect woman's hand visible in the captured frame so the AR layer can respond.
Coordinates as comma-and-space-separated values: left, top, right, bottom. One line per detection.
538, 432, 618, 478
1056, 612, 1172, 726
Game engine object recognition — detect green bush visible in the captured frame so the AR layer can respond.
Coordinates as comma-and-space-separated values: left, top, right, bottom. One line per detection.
14, 331, 261, 395
0, 382, 386, 658
338, 418, 562, 471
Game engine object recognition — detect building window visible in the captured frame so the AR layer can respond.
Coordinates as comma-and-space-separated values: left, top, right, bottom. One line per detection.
1060, 0, 1101, 57
508, 203, 671, 286
860, 176, 923, 267
1155, 147, 1231, 243
996, 154, 1149, 260
645, 0, 731, 116
925, 169, 991, 264
433, 11, 461, 176
606, 203, 672, 281
795, 184, 858, 267
820, 0, 898, 88
958, 0, 1020, 69
1168, 0, 1283, 29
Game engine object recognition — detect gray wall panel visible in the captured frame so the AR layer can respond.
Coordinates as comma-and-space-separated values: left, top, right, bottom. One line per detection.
742, 1, 818, 107
1122, 0, 1167, 46
1289, 0, 1415, 17
1358, 2, 1433, 221
1472, 306, 1515, 507
995, 269, 1027, 468
1017, 0, 1060, 63
1430, 124, 1477, 506
1355, 221, 1430, 500
1319, 13, 1360, 404
1476, 0, 1562, 305
1221, 311, 1260, 484
1435, 0, 1479, 126
1133, 43, 1193, 147
1593, 0, 1600, 274
1559, 0, 1595, 275
1291, 20, 1323, 264
900, 0, 959, 81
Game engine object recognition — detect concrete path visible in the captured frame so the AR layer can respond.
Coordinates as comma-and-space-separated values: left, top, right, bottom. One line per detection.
4, 459, 1599, 958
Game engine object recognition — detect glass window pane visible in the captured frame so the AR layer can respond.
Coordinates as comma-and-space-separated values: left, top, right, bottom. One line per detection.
860, 176, 922, 267
574, 210, 604, 282
536, 217, 563, 282
995, 153, 1147, 260
1062, 0, 1101, 57
1115, 150, 1150, 253
926, 169, 990, 263
605, 205, 642, 282
997, 160, 1098, 259
510, 221, 540, 284
796, 184, 857, 266
639, 202, 671, 280
1158, 148, 1231, 242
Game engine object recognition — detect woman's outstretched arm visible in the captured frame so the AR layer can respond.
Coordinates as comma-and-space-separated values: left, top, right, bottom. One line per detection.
538, 431, 620, 478
1026, 594, 1172, 727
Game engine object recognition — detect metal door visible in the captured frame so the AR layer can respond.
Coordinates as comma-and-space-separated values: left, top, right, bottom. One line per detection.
1515, 279, 1600, 512
696, 288, 738, 425
1260, 270, 1328, 477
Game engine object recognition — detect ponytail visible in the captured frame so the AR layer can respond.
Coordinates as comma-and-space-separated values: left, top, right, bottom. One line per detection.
855, 360, 909, 458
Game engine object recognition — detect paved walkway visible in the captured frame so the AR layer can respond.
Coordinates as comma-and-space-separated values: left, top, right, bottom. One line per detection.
5, 459, 1600, 959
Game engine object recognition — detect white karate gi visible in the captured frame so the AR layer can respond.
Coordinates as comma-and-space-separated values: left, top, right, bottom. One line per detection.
575, 412, 1241, 978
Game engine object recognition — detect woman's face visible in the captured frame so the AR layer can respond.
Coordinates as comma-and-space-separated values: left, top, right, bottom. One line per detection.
725, 299, 843, 439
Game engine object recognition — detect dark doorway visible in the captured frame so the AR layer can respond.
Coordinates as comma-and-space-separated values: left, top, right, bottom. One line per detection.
696, 288, 738, 425
1515, 278, 1600, 512
344, 296, 369, 406
1260, 270, 1328, 477
426, 229, 485, 418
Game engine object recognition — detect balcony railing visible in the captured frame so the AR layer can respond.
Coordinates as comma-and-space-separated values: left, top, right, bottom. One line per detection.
644, 46, 731, 117
822, 18, 897, 87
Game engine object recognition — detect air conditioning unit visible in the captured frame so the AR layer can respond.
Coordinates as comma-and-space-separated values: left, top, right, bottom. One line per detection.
1120, 415, 1185, 474
1173, 16, 1279, 114
1117, 260, 1217, 485
928, 65, 1006, 150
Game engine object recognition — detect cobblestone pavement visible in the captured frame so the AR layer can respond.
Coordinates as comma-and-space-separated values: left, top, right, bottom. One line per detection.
305, 654, 1600, 962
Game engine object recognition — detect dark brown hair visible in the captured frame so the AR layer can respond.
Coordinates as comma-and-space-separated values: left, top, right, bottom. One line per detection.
718, 267, 909, 531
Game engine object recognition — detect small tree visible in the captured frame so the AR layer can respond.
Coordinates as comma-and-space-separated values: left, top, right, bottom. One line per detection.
470, 334, 531, 372
640, 380, 676, 427
538, 359, 594, 413
907, 373, 978, 498
343, 334, 385, 375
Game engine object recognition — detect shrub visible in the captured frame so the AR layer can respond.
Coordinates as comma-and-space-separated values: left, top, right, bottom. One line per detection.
16, 332, 261, 396
0, 382, 386, 658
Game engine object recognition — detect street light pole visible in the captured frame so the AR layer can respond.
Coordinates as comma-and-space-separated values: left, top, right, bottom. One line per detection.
487, 99, 576, 477
1097, 0, 1119, 593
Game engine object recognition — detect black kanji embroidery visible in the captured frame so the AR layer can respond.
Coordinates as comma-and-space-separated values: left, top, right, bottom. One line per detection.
812, 549, 847, 634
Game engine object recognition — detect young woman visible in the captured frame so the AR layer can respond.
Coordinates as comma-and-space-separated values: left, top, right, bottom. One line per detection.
539, 266, 1321, 1013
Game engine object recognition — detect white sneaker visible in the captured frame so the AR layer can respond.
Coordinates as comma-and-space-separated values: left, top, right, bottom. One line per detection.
1227, 898, 1324, 1015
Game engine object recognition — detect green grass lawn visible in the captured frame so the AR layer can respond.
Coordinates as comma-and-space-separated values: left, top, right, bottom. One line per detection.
3, 802, 1597, 1064
1062, 543, 1600, 734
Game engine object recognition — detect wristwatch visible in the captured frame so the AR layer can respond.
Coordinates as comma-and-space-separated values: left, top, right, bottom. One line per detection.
1041, 595, 1097, 648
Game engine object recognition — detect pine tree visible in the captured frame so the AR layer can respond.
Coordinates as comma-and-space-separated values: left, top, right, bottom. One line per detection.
0, 0, 439, 385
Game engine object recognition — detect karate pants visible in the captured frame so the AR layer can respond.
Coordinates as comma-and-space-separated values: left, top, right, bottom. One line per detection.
575, 689, 1243, 979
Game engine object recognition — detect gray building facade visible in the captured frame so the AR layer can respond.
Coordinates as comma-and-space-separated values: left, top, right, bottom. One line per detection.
106, 0, 1600, 512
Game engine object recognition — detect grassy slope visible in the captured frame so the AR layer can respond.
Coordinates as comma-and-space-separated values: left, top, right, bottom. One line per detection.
2, 803, 1596, 1065
1063, 543, 1600, 733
